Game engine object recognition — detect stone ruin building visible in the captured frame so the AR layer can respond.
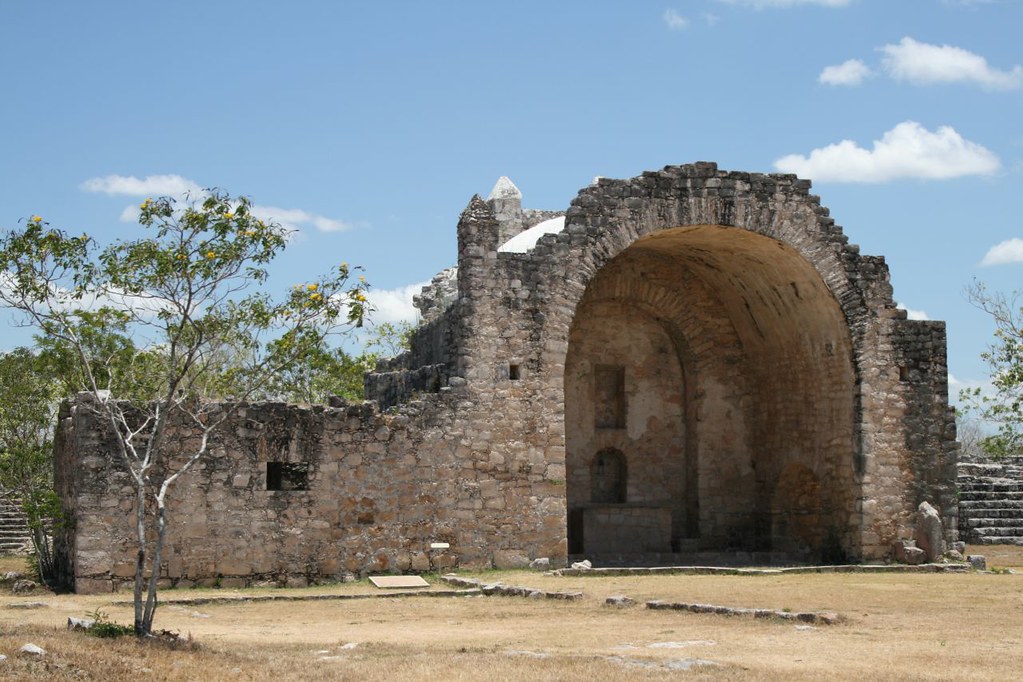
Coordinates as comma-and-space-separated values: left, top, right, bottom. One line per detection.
54, 163, 959, 593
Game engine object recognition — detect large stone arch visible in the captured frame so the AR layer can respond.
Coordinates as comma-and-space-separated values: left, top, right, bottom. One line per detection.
522, 166, 871, 562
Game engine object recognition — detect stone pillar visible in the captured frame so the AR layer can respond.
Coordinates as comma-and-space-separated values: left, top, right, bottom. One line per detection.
487, 176, 524, 245
455, 195, 499, 382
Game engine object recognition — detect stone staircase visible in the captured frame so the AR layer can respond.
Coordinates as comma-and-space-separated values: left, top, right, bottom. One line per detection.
0, 496, 31, 554
958, 456, 1023, 546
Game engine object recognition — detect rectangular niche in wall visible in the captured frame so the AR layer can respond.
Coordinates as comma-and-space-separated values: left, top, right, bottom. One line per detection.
594, 364, 626, 429
266, 462, 310, 491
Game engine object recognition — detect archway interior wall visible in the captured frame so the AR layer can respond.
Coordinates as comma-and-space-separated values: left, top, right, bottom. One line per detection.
564, 227, 857, 558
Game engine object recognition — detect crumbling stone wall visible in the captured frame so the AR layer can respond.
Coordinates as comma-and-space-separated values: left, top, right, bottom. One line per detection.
55, 390, 565, 594
56, 163, 958, 592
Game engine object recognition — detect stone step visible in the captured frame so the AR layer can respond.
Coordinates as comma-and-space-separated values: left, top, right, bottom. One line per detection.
569, 549, 805, 568
972, 526, 1023, 537
961, 515, 1023, 526
957, 490, 1023, 501
970, 536, 1023, 546
958, 481, 1023, 493
959, 499, 1023, 510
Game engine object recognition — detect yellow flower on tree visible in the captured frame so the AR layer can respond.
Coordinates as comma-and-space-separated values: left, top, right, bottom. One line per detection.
31, 215, 42, 223
206, 251, 215, 259
140, 199, 151, 210
307, 283, 318, 292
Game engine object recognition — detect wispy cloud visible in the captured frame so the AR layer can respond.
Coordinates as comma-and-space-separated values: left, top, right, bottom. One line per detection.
662, 9, 689, 30
0, 271, 174, 320
81, 173, 355, 234
250, 205, 354, 234
880, 37, 1023, 90
774, 121, 1000, 183
819, 59, 872, 86
980, 238, 1023, 266
896, 303, 930, 321
716, 0, 851, 8
80, 174, 203, 197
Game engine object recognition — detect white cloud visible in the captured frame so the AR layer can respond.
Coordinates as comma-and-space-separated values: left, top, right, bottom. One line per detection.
80, 174, 203, 197
896, 303, 930, 321
716, 0, 851, 8
312, 216, 352, 233
119, 205, 141, 223
819, 59, 872, 86
250, 205, 353, 235
81, 174, 354, 234
980, 237, 1023, 266
662, 9, 689, 30
0, 271, 174, 320
880, 37, 1023, 90
774, 121, 1001, 183
702, 12, 720, 25
365, 281, 429, 325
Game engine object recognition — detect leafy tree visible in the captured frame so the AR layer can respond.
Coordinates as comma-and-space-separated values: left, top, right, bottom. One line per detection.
0, 347, 61, 583
960, 280, 1023, 458
263, 341, 374, 403
0, 192, 368, 636
364, 321, 413, 359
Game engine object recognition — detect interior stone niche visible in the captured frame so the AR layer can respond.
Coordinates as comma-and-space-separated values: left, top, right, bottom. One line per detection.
591, 447, 627, 503
565, 225, 857, 561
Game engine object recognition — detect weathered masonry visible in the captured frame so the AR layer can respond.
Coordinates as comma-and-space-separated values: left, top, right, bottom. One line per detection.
55, 163, 958, 592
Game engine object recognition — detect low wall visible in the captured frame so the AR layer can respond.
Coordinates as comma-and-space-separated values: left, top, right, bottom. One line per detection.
55, 388, 567, 593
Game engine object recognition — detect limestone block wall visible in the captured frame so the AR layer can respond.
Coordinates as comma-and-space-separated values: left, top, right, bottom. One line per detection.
448, 163, 956, 561
55, 390, 566, 594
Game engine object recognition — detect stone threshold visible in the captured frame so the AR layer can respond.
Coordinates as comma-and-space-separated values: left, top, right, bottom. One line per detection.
111, 588, 480, 607
553, 563, 971, 577
440, 575, 583, 600
646, 599, 840, 625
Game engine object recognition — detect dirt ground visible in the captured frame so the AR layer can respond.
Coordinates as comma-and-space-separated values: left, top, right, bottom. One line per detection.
1, 546, 1021, 681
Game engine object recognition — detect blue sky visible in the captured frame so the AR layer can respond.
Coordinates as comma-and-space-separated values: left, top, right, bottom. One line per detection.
1, 0, 1021, 398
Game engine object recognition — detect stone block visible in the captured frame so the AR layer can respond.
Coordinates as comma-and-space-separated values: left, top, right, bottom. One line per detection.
111, 562, 135, 578
410, 551, 431, 572
914, 501, 945, 561
493, 550, 530, 569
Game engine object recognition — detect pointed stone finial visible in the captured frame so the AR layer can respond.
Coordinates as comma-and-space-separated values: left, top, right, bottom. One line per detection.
487, 176, 522, 201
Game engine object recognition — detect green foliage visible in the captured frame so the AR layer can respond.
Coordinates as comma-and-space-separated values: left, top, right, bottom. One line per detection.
960, 281, 1023, 458
264, 343, 374, 403
84, 609, 134, 638
0, 347, 64, 584
364, 321, 414, 359
0, 190, 370, 635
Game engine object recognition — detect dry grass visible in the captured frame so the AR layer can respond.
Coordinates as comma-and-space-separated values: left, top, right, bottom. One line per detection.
2, 548, 1022, 680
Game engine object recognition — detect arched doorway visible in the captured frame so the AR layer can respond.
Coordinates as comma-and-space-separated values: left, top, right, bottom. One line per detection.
565, 225, 856, 562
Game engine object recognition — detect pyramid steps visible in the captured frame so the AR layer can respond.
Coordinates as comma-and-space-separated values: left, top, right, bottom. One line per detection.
958, 457, 1023, 545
